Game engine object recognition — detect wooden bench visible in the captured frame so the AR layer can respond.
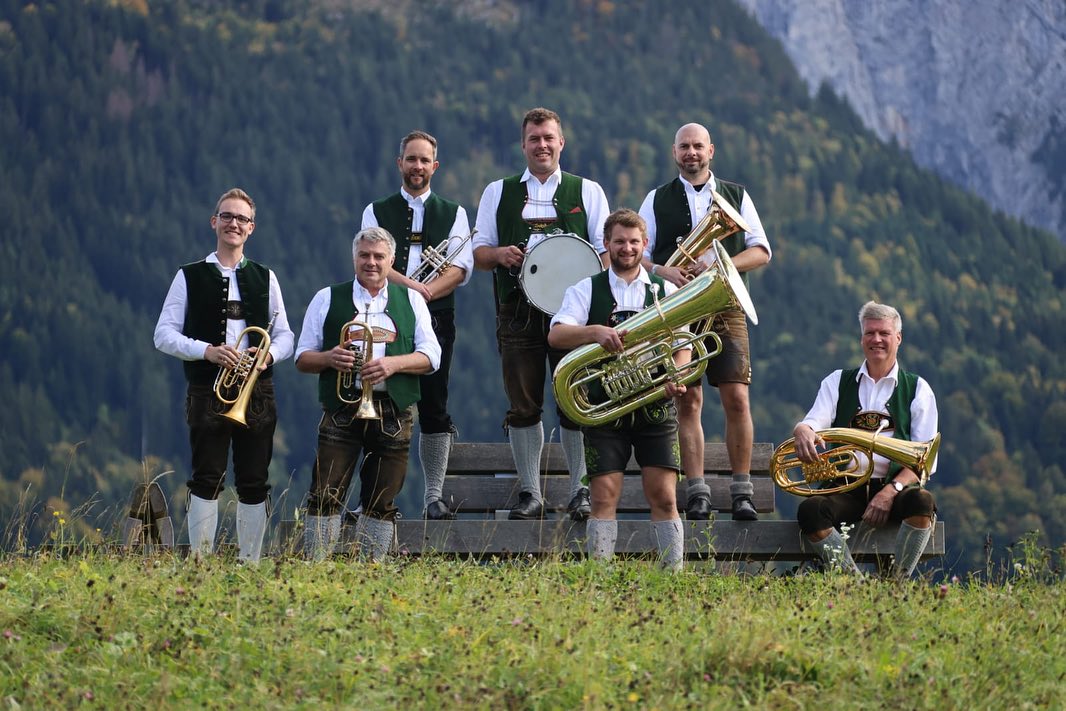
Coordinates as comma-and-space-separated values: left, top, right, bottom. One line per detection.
279, 441, 945, 564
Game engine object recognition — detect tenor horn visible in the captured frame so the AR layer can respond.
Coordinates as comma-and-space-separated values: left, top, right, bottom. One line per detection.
665, 189, 750, 270
553, 241, 758, 427
214, 311, 277, 427
771, 427, 941, 497
409, 229, 476, 284
337, 318, 380, 420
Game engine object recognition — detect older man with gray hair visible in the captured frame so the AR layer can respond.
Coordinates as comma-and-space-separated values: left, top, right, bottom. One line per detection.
791, 301, 939, 578
295, 227, 441, 560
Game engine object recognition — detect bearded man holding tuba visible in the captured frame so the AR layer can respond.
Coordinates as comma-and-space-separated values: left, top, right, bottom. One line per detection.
154, 188, 296, 563
790, 301, 939, 578
548, 209, 690, 571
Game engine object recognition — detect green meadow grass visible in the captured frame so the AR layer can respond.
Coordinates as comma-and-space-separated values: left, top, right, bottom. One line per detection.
1, 550, 1063, 710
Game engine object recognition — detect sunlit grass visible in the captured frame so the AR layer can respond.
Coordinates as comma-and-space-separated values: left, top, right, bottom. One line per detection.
1, 550, 1063, 709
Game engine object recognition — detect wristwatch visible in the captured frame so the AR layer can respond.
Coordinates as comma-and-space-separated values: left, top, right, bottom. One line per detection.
887, 479, 905, 493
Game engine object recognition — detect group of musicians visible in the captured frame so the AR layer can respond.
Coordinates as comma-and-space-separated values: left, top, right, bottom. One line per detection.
155, 107, 938, 577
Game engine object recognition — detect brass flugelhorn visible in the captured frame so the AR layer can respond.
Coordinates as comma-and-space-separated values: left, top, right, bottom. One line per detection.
337, 318, 380, 420
553, 241, 758, 427
214, 310, 278, 427
771, 424, 941, 497
665, 189, 750, 271
409, 229, 477, 284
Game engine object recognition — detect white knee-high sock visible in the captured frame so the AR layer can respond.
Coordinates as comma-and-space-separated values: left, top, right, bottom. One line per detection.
508, 423, 544, 502
653, 519, 684, 571
187, 494, 218, 557
236, 501, 268, 564
587, 518, 617, 561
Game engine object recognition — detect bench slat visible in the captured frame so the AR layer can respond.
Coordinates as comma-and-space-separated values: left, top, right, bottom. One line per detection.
441, 475, 775, 514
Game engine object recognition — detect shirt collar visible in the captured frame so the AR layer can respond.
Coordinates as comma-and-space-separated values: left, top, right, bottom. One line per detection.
400, 186, 431, 205
207, 252, 246, 271
521, 167, 562, 187
857, 360, 900, 384
352, 279, 388, 306
677, 173, 718, 194
608, 266, 653, 289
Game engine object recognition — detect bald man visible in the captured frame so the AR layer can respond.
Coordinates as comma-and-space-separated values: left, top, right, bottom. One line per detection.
638, 123, 772, 522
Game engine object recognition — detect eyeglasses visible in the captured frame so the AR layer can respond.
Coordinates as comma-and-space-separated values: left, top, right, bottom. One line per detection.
216, 212, 253, 226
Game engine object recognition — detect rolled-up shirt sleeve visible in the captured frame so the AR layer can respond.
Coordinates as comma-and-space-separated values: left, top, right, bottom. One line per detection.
410, 292, 441, 372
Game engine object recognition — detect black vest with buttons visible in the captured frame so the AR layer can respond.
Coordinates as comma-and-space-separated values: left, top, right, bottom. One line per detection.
180, 259, 272, 385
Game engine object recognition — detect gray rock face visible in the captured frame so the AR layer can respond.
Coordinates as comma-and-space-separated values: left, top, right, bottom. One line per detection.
736, 0, 1066, 242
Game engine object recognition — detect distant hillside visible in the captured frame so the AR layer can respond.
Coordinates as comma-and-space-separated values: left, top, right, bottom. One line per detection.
1, 0, 1063, 572
736, 0, 1066, 244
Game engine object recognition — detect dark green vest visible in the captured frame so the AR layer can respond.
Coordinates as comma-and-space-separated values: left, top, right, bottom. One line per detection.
494, 172, 589, 304
371, 192, 461, 312
180, 259, 272, 385
833, 366, 919, 478
317, 281, 421, 411
650, 177, 748, 287
584, 270, 667, 409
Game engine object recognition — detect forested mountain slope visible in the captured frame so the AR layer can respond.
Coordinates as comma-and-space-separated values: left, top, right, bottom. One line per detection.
1, 0, 1063, 572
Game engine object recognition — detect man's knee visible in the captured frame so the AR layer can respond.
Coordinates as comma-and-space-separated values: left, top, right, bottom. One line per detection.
676, 386, 703, 420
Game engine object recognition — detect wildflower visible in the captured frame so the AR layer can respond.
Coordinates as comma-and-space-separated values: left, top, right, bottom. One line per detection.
175, 586, 186, 596
3, 630, 12, 639
938, 584, 948, 599
84, 691, 94, 701
827, 601, 835, 609
53, 511, 59, 517
951, 575, 959, 584
627, 692, 640, 703
510, 617, 523, 626
703, 673, 712, 682
59, 518, 67, 526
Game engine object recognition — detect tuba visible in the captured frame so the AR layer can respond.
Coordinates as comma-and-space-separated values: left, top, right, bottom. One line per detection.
408, 229, 476, 284
665, 189, 750, 271
553, 241, 758, 427
214, 311, 277, 427
771, 426, 941, 496
337, 318, 380, 420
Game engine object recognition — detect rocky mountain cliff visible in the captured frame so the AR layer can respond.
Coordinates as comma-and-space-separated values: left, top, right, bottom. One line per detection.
735, 0, 1066, 243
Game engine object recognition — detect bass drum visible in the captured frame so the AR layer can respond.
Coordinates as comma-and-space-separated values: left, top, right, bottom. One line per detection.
518, 233, 603, 315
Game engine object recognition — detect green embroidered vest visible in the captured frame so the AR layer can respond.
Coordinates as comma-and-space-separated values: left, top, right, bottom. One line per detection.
650, 177, 748, 288
833, 367, 918, 478
318, 281, 420, 411
371, 192, 461, 312
494, 172, 589, 304
180, 259, 272, 385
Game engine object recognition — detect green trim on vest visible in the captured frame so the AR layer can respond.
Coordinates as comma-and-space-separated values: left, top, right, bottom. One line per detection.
318, 281, 421, 411
494, 172, 589, 304
650, 177, 749, 288
371, 192, 461, 312
180, 259, 272, 385
833, 367, 918, 478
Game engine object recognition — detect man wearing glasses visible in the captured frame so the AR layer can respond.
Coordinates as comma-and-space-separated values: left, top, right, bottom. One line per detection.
154, 187, 295, 563
361, 130, 473, 521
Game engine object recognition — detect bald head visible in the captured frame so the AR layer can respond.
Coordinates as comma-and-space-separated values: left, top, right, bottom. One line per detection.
673, 123, 714, 183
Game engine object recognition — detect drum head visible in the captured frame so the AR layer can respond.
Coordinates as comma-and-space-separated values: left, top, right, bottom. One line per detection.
519, 234, 602, 314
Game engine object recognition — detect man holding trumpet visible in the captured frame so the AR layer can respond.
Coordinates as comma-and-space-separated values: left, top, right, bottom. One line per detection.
154, 187, 295, 563
548, 209, 688, 570
361, 130, 473, 521
295, 227, 441, 560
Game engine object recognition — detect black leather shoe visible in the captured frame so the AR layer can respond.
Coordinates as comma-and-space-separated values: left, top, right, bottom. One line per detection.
567, 487, 591, 521
508, 492, 543, 520
426, 499, 456, 521
731, 496, 758, 521
686, 491, 712, 520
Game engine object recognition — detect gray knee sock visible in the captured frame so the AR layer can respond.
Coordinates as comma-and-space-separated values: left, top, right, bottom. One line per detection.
809, 529, 861, 575
420, 431, 453, 508
586, 518, 617, 561
653, 519, 684, 571
894, 519, 934, 579
508, 423, 544, 502
687, 477, 711, 497
561, 428, 588, 497
729, 472, 754, 499
358, 516, 395, 561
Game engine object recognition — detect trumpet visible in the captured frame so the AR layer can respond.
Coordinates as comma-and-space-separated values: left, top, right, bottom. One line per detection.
337, 318, 380, 420
214, 310, 278, 427
771, 425, 941, 497
409, 229, 476, 284
665, 189, 750, 271
553, 242, 758, 427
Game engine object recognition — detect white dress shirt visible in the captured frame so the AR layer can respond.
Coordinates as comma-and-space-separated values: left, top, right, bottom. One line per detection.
361, 188, 474, 285
798, 361, 939, 479
552, 266, 678, 328
472, 167, 610, 255
153, 252, 295, 365
295, 280, 441, 391
638, 173, 772, 263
